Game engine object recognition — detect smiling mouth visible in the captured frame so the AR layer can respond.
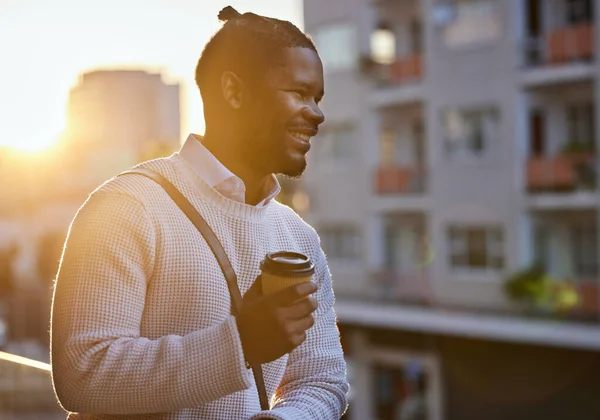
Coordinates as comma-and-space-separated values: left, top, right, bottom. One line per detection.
288, 130, 313, 143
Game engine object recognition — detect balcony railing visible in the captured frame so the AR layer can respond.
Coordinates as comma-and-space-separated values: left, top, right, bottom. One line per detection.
370, 269, 431, 305
0, 350, 64, 418
574, 279, 600, 319
360, 54, 423, 86
374, 164, 427, 194
523, 23, 595, 67
526, 152, 596, 192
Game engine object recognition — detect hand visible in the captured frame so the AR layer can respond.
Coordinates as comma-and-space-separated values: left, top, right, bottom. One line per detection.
236, 276, 318, 365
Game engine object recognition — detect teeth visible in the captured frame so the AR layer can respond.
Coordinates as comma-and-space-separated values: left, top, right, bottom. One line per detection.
290, 131, 311, 142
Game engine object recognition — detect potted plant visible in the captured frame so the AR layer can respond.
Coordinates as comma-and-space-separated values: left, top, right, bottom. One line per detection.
504, 265, 579, 316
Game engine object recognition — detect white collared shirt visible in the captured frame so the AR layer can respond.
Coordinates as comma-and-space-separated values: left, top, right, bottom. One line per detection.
179, 134, 281, 207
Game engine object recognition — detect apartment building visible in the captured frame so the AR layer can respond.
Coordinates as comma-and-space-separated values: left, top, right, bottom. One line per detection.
61, 69, 181, 190
302, 0, 600, 419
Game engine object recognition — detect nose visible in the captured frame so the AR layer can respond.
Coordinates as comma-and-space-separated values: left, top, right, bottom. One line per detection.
302, 101, 325, 126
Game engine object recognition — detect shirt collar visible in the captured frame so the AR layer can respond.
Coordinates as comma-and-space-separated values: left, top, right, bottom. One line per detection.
180, 133, 237, 188
179, 133, 281, 207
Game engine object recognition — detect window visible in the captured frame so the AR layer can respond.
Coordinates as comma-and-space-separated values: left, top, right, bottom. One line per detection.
379, 127, 396, 166
566, 0, 594, 25
443, 106, 499, 159
379, 120, 424, 166
317, 123, 355, 162
448, 226, 504, 270
571, 225, 598, 278
566, 103, 595, 149
441, 0, 502, 49
372, 360, 429, 420
319, 225, 360, 261
534, 222, 598, 279
312, 23, 357, 72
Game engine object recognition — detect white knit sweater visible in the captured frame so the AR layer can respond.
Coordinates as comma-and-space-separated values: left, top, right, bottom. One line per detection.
50, 154, 348, 419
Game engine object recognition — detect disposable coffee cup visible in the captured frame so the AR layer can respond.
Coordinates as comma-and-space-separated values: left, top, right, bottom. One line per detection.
260, 251, 315, 297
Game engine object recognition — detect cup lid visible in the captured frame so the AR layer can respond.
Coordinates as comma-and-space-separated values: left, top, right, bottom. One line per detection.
260, 251, 315, 276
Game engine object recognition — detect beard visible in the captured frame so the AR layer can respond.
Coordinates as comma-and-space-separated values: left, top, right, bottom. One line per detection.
279, 156, 307, 179
242, 117, 308, 179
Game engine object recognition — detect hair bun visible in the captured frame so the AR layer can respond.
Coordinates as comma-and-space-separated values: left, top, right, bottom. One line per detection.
218, 6, 241, 22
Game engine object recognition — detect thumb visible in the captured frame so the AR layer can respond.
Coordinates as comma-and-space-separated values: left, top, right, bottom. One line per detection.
242, 275, 263, 303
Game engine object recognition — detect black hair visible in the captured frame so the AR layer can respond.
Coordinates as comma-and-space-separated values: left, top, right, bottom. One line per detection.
195, 6, 317, 111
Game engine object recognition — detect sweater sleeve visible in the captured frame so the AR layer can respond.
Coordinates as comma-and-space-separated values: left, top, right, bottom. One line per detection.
250, 230, 349, 420
50, 191, 253, 415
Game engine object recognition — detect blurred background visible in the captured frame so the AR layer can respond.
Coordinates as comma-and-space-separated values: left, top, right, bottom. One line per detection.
1, 0, 599, 419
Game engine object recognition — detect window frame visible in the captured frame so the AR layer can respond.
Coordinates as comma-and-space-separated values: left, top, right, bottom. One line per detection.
447, 225, 505, 271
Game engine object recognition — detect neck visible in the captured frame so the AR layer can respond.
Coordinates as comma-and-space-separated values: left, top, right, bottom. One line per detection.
201, 129, 271, 206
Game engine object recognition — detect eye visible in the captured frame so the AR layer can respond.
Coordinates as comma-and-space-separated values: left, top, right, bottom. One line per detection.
289, 89, 307, 99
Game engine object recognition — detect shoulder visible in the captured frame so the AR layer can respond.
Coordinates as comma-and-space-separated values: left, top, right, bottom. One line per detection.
269, 201, 321, 248
271, 201, 318, 233
77, 156, 188, 215
92, 157, 176, 199
68, 157, 180, 230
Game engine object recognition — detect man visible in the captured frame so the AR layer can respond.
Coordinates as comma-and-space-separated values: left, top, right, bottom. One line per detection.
50, 6, 349, 419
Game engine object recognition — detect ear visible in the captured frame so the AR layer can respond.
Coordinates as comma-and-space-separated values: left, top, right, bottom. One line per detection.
221, 71, 245, 110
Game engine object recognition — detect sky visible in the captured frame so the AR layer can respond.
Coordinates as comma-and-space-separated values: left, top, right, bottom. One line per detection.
0, 0, 303, 151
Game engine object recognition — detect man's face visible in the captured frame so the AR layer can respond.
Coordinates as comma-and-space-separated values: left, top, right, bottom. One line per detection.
240, 47, 325, 178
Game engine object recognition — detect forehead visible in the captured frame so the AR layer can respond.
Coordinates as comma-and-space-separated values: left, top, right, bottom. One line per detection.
266, 47, 324, 88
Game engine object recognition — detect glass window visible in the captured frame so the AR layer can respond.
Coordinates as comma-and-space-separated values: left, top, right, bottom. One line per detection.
442, 0, 502, 49
566, 103, 595, 148
443, 106, 499, 159
379, 127, 396, 166
448, 226, 505, 270
318, 123, 355, 162
566, 0, 594, 25
319, 225, 361, 261
312, 23, 357, 73
372, 360, 429, 420
571, 224, 598, 278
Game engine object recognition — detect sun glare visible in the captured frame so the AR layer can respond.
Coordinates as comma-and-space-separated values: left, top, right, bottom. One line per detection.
0, 125, 64, 154
0, 0, 301, 154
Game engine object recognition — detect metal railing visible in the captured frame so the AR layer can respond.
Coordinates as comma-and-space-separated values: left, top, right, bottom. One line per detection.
526, 153, 596, 192
361, 54, 424, 87
374, 164, 428, 195
369, 269, 432, 305
522, 24, 595, 68
0, 349, 64, 418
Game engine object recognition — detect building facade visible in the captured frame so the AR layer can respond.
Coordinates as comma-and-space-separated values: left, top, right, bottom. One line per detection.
302, 0, 600, 419
0, 70, 181, 344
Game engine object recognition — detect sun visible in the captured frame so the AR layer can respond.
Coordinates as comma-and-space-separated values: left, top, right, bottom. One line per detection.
0, 108, 65, 153
0, 128, 63, 153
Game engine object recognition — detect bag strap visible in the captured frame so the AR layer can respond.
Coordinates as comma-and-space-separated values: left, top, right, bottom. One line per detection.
118, 167, 269, 411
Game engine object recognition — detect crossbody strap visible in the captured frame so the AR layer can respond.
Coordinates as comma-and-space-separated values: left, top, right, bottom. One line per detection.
118, 168, 269, 411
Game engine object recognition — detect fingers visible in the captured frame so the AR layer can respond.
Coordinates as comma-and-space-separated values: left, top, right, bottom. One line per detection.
289, 331, 307, 348
285, 317, 312, 348
271, 281, 317, 307
279, 311, 315, 351
279, 296, 318, 320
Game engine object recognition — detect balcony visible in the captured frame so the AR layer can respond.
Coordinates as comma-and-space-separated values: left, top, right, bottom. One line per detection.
370, 270, 431, 305
574, 279, 600, 319
524, 24, 594, 67
521, 24, 595, 86
374, 165, 426, 195
362, 54, 423, 87
526, 152, 596, 193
